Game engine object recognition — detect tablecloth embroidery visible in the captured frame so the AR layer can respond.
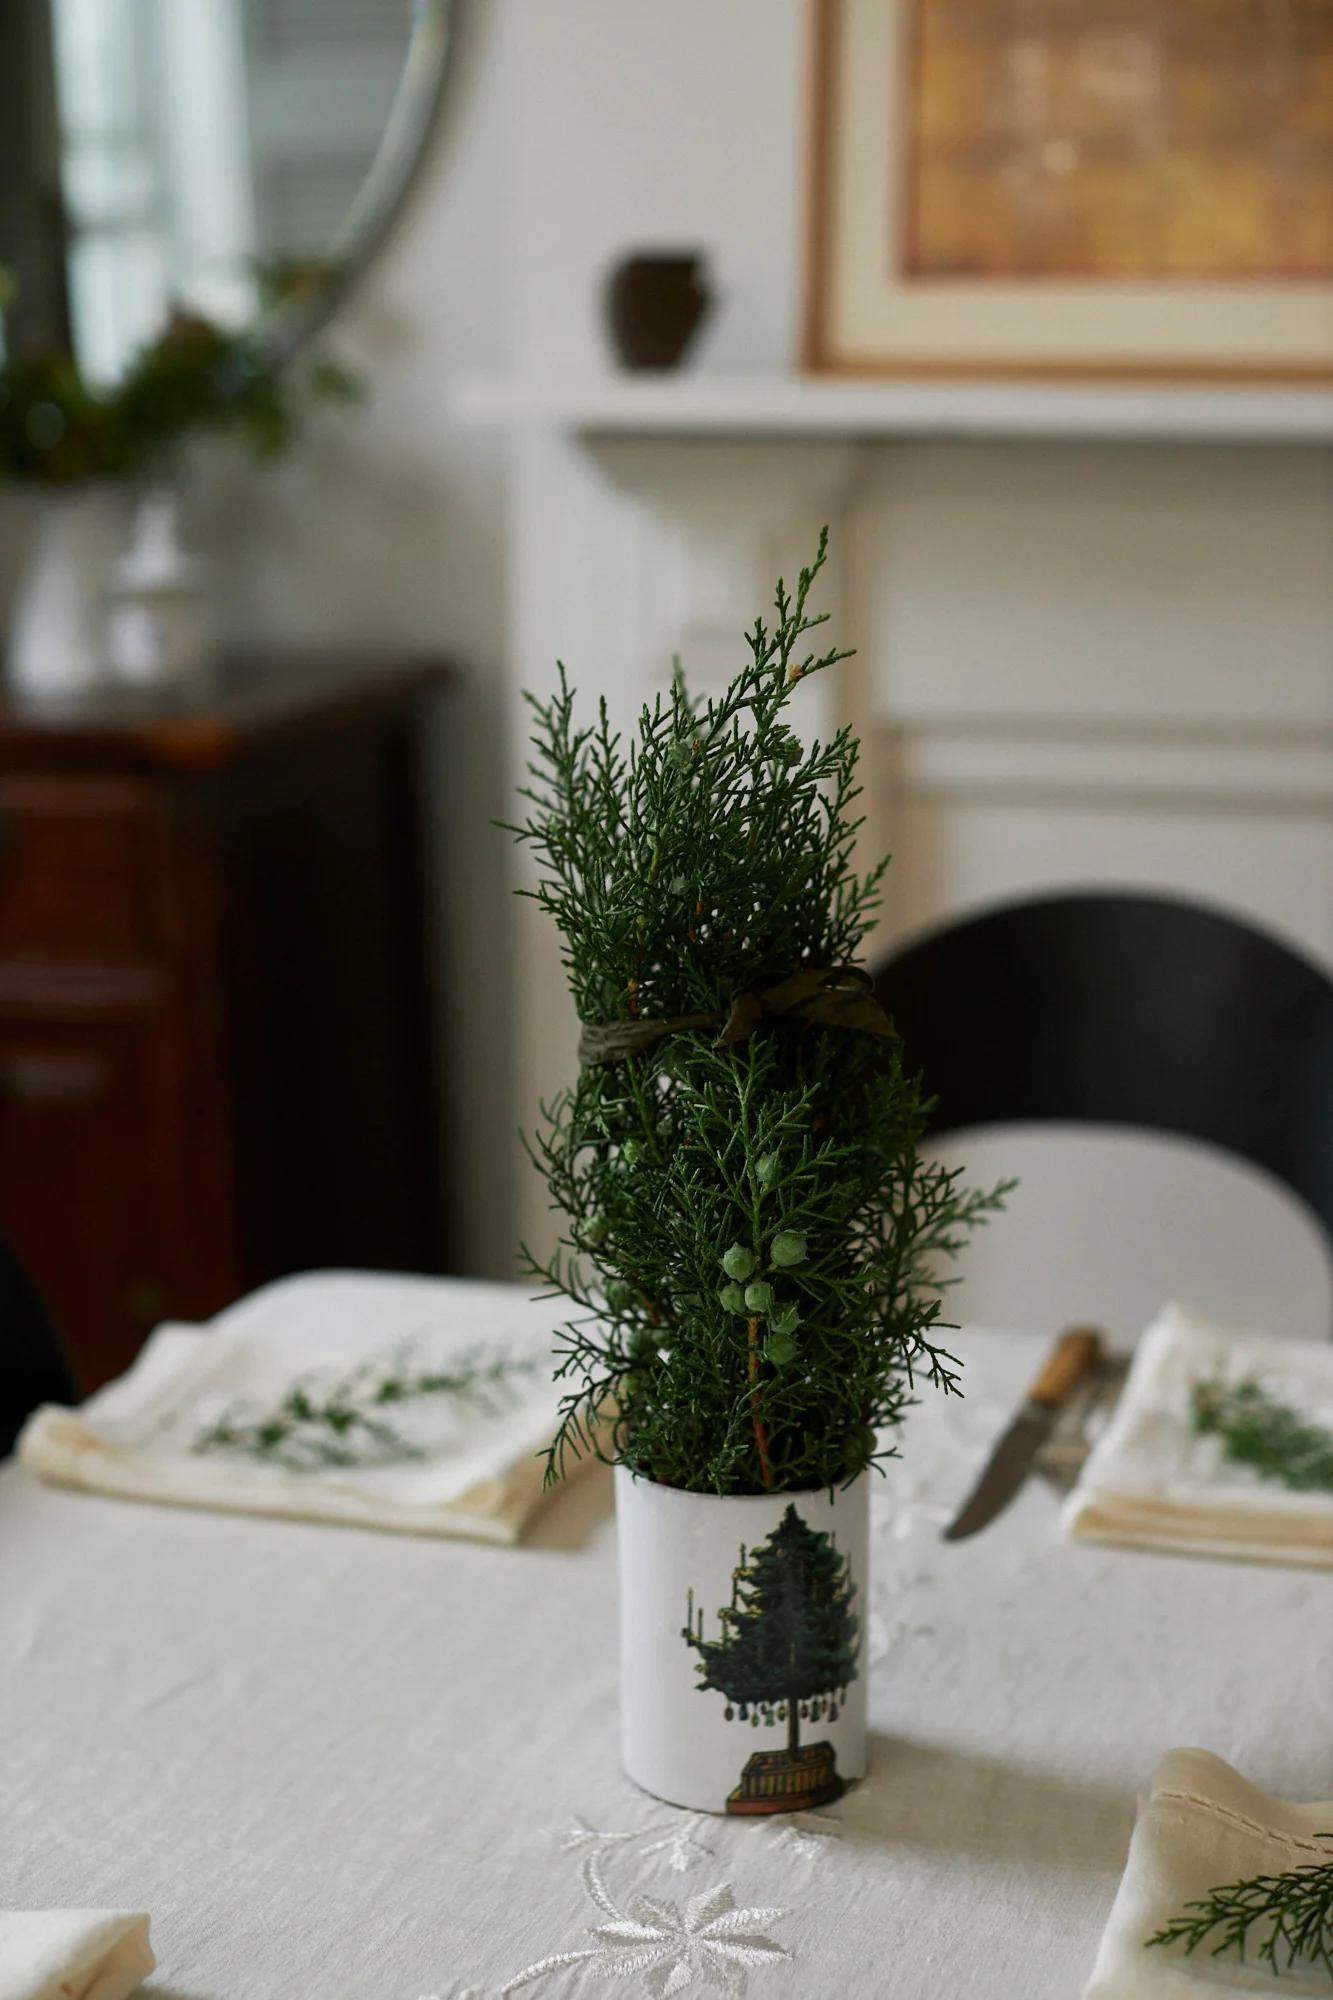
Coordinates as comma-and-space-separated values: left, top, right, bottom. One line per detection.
428, 1841, 791, 2000
502, 1855, 788, 1997
554, 1817, 717, 1874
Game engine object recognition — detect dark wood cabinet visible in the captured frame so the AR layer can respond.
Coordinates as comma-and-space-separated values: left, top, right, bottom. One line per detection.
0, 655, 450, 1391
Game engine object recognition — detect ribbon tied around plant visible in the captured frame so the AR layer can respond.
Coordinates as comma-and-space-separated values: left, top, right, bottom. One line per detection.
578, 963, 894, 1067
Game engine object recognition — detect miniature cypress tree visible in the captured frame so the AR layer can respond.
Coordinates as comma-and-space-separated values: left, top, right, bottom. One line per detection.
513, 531, 1006, 1495
683, 1505, 859, 1758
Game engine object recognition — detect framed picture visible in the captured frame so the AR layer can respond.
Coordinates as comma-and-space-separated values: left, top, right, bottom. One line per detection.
804, 0, 1333, 380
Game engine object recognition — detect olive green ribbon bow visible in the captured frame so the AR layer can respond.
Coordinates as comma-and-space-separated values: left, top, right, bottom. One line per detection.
578, 964, 893, 1067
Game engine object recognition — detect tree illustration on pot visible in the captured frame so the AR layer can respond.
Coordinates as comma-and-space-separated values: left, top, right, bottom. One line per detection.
682, 1502, 860, 1814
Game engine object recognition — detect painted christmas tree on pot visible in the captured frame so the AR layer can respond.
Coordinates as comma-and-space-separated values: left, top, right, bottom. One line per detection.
684, 1505, 860, 1811
513, 531, 1006, 1811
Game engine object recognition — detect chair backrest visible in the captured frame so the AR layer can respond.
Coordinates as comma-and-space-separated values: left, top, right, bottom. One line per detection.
1, 1237, 75, 1457
873, 892, 1333, 1253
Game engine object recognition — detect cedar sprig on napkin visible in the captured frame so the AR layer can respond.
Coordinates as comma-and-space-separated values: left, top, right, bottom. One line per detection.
1148, 1848, 1333, 1978
194, 1344, 538, 1471
1191, 1378, 1333, 1495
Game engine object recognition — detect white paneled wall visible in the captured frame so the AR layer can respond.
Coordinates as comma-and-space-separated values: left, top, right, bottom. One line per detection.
852, 445, 1333, 949
504, 426, 1333, 1343
845, 441, 1333, 1341
856, 444, 1333, 730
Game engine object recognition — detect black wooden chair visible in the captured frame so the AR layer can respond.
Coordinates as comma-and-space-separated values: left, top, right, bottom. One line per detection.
873, 891, 1333, 1262
1, 1239, 75, 1457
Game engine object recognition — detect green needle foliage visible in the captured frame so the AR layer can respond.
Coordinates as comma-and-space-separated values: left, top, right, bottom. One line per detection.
512, 531, 1008, 1495
1191, 1378, 1333, 1494
1148, 1853, 1333, 1977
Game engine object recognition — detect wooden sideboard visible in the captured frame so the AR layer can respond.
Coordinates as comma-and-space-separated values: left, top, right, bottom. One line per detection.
0, 654, 450, 1391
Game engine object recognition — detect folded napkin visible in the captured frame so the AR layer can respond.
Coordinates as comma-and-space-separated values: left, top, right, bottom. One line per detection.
0, 1912, 153, 2000
19, 1270, 589, 1544
1063, 1304, 1333, 1569
1086, 1749, 1333, 1997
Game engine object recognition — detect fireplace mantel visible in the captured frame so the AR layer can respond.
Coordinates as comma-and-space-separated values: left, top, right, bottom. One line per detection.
457, 371, 1333, 444
466, 369, 1333, 1267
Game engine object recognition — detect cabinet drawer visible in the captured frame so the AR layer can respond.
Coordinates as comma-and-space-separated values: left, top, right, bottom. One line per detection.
0, 778, 168, 961
0, 1019, 181, 1389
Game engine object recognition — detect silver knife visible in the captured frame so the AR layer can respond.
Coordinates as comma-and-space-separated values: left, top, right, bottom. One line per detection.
942, 1327, 1104, 1541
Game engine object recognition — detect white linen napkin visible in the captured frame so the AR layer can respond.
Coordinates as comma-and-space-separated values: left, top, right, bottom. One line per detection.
1062, 1304, 1333, 1569
18, 1270, 591, 1544
1086, 1749, 1333, 1998
0, 1912, 154, 2000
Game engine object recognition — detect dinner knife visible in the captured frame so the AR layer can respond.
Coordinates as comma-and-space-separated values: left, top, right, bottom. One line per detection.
941, 1326, 1104, 1542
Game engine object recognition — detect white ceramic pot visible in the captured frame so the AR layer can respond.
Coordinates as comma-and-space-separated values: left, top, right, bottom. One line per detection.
7, 486, 128, 698
616, 1465, 869, 1816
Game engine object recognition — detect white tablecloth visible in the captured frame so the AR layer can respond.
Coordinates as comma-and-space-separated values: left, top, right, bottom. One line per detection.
4, 1330, 1329, 2000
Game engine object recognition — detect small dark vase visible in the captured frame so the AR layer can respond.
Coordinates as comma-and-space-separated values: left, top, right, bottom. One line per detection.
604, 252, 711, 371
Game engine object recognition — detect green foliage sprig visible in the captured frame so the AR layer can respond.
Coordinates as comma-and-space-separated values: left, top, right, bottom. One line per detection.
193, 1347, 536, 1472
0, 311, 360, 485
1191, 1378, 1333, 1494
511, 532, 1008, 1496
1148, 1851, 1333, 1977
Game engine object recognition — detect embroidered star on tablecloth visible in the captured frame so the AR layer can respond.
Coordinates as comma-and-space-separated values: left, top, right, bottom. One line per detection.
499, 1854, 789, 1997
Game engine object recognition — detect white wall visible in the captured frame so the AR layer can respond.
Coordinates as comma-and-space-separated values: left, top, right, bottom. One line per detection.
847, 439, 1333, 1341
509, 0, 805, 375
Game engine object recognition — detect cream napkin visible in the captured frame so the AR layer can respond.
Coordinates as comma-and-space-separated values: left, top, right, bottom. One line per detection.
18, 1270, 588, 1544
1086, 1749, 1333, 1997
0, 1912, 154, 2000
1063, 1304, 1333, 1569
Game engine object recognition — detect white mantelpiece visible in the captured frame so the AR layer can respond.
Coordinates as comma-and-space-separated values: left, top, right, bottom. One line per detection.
474, 368, 1333, 1340
457, 371, 1333, 444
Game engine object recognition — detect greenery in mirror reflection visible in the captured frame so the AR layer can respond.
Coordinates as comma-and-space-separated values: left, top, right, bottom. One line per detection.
0, 305, 361, 485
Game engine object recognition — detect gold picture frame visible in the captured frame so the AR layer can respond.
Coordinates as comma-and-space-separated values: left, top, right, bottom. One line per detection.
803, 0, 1333, 381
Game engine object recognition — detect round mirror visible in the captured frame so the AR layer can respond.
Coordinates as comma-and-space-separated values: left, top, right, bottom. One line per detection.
0, 0, 454, 386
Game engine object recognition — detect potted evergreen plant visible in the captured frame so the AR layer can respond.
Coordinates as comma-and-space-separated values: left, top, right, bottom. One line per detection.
514, 533, 1003, 1814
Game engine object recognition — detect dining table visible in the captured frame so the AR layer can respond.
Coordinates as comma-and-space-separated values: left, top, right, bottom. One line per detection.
4, 1326, 1329, 2000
